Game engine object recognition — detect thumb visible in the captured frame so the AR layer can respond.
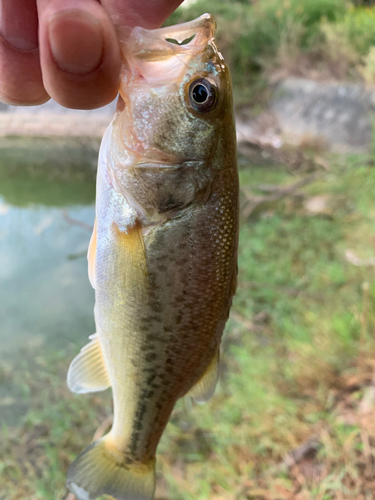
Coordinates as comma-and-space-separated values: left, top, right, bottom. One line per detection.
100, 0, 184, 29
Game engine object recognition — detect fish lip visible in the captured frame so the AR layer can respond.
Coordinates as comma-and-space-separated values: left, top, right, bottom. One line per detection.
132, 13, 216, 48
118, 14, 217, 85
124, 14, 216, 56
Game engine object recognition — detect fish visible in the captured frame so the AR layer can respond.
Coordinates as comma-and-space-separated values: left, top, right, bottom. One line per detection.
66, 13, 238, 500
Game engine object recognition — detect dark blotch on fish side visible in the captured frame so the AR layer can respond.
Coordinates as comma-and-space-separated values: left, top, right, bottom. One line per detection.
146, 333, 162, 343
142, 343, 156, 352
149, 301, 163, 313
142, 314, 161, 325
146, 373, 157, 385
134, 421, 144, 431
129, 431, 140, 454
145, 352, 157, 362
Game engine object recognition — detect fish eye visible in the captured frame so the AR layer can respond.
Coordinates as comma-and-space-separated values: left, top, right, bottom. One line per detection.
188, 78, 217, 113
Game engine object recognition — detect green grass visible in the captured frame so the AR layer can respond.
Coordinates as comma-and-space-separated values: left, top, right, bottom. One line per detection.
2, 153, 375, 499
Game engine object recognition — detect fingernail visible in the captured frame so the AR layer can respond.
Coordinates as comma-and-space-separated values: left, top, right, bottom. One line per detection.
1, 35, 38, 51
48, 10, 104, 74
0, 0, 38, 50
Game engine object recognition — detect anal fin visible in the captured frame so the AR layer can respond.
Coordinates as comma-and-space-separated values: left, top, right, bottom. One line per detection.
186, 351, 220, 404
67, 334, 111, 394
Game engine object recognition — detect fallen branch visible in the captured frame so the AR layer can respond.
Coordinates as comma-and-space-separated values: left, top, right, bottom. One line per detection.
268, 435, 321, 475
241, 172, 321, 219
92, 416, 113, 441
230, 310, 264, 332
61, 209, 94, 232
255, 183, 286, 193
345, 249, 375, 267
239, 280, 325, 301
67, 250, 88, 261
282, 436, 321, 469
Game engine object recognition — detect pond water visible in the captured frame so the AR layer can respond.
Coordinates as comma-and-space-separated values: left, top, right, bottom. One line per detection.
0, 139, 98, 357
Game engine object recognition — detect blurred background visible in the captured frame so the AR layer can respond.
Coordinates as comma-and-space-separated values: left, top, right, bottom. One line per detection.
2, 1, 375, 499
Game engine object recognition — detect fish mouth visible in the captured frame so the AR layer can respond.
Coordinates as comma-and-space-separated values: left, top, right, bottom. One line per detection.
119, 14, 216, 84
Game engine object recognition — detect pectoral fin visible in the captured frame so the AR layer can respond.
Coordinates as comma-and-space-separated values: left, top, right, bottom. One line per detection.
87, 218, 97, 289
187, 351, 220, 403
67, 334, 111, 394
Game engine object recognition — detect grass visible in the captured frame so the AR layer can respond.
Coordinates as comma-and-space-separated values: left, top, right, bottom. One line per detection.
2, 151, 375, 499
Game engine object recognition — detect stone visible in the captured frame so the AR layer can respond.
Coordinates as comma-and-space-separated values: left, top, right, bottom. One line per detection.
0, 99, 117, 137
271, 77, 375, 153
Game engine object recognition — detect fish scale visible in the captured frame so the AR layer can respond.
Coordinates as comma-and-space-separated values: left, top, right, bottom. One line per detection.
66, 13, 238, 500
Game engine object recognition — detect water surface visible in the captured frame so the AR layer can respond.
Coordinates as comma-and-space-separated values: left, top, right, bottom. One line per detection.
0, 138, 98, 356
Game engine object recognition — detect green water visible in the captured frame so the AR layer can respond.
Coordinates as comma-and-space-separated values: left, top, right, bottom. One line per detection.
0, 138, 98, 355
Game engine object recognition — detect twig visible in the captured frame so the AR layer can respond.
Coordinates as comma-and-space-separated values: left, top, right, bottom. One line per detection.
238, 142, 263, 156
283, 436, 321, 469
92, 416, 113, 441
241, 172, 320, 218
239, 280, 325, 301
345, 250, 375, 267
255, 183, 286, 193
67, 250, 88, 261
274, 436, 321, 474
61, 209, 94, 232
230, 310, 263, 332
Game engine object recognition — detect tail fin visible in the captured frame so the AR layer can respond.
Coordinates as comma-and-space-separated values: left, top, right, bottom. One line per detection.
67, 436, 155, 500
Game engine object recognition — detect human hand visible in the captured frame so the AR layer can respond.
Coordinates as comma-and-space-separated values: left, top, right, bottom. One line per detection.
0, 0, 183, 109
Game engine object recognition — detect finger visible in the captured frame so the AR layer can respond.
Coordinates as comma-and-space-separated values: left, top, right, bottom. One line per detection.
37, 0, 121, 109
101, 0, 185, 29
0, 0, 49, 105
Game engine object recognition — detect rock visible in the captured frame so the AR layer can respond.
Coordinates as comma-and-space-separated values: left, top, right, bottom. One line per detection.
0, 99, 117, 137
271, 78, 375, 153
236, 109, 283, 149
304, 195, 331, 215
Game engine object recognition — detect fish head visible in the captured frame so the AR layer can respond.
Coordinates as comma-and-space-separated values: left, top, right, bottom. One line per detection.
117, 14, 234, 164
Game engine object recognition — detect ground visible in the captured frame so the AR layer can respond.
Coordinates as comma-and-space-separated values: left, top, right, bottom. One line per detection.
1, 148, 375, 500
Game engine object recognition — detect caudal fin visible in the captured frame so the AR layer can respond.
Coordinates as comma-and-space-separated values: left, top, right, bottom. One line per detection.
67, 437, 155, 500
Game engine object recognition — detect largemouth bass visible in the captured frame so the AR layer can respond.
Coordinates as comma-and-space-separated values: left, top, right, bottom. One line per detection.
67, 14, 238, 500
